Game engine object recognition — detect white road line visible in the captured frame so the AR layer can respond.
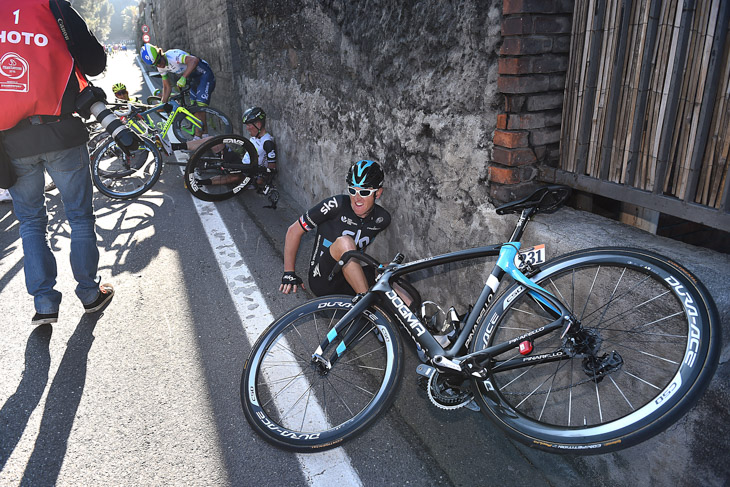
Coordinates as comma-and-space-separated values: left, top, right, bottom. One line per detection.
136, 59, 363, 486
189, 197, 363, 487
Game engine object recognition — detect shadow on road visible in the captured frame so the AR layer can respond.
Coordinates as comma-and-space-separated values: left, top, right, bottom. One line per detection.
0, 313, 103, 486
0, 325, 52, 472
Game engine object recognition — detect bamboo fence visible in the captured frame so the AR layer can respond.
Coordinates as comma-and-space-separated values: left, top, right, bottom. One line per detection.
559, 0, 729, 208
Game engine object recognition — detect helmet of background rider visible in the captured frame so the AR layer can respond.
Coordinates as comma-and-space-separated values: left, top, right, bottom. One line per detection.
242, 106, 266, 125
346, 160, 384, 189
112, 82, 127, 94
140, 44, 161, 65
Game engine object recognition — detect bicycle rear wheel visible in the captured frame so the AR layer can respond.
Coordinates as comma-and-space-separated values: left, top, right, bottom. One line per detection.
470, 247, 720, 454
183, 134, 258, 201
172, 106, 232, 142
90, 136, 163, 199
241, 296, 403, 452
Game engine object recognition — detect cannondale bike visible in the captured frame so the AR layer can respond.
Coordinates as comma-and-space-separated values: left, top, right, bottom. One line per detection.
183, 134, 279, 206
240, 185, 720, 454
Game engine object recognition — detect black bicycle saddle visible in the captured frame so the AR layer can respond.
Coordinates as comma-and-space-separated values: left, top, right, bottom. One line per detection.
496, 185, 572, 215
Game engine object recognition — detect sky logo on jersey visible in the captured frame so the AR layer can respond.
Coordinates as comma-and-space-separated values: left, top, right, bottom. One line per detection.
319, 197, 338, 215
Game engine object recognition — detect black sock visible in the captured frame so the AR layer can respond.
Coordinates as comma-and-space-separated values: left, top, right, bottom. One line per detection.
197, 178, 212, 185
171, 142, 187, 151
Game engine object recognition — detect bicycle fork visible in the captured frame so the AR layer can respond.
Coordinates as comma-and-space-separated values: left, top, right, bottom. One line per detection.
312, 293, 380, 372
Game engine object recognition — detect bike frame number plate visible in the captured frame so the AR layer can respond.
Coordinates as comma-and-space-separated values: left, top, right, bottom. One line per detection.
516, 244, 546, 268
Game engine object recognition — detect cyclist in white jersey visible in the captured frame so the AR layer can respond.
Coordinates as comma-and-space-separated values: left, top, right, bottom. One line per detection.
184, 106, 277, 189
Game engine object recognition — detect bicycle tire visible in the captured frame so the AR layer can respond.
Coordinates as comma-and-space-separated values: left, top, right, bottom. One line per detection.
87, 131, 110, 153
90, 135, 163, 199
172, 106, 232, 142
470, 247, 720, 454
183, 134, 259, 201
241, 296, 403, 452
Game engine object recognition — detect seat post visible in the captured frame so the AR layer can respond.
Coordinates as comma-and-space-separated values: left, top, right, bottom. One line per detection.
507, 207, 536, 242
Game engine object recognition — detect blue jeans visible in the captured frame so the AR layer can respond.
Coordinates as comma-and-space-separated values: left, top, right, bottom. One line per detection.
8, 145, 100, 314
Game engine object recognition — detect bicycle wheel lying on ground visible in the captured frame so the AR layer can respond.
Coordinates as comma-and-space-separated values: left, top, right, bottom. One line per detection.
241, 296, 403, 452
184, 134, 258, 202
471, 247, 720, 454
172, 106, 232, 142
90, 136, 163, 199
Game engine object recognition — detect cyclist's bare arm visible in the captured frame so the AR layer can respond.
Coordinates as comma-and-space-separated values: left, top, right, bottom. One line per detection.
161, 78, 173, 103
280, 222, 306, 294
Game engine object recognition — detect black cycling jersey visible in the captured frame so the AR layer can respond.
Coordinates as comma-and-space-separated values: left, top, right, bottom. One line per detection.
298, 194, 390, 295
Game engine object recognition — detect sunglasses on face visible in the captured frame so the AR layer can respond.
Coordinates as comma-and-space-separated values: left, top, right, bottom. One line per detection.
348, 187, 376, 197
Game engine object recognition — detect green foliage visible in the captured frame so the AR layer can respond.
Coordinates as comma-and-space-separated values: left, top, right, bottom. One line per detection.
71, 0, 115, 41
121, 6, 138, 35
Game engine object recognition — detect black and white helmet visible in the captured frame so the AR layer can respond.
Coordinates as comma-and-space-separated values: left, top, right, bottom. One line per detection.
243, 106, 266, 124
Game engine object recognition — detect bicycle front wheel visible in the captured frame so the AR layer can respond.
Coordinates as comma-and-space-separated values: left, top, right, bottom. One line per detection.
90, 136, 163, 199
172, 106, 232, 142
241, 296, 403, 452
470, 247, 720, 454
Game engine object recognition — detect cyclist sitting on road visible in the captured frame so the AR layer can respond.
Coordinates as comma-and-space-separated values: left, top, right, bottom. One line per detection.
139, 43, 216, 138
183, 106, 277, 189
280, 160, 391, 297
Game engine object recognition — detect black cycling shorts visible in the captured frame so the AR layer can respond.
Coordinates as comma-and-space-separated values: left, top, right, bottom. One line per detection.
308, 249, 376, 297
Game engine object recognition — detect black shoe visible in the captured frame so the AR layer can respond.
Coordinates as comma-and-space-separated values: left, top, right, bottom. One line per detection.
32, 312, 58, 326
84, 283, 114, 313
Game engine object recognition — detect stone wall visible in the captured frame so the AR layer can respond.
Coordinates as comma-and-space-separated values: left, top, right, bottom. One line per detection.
140, 0, 506, 306
229, 0, 506, 306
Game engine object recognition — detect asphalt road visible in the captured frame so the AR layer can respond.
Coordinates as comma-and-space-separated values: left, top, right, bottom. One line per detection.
0, 51, 679, 486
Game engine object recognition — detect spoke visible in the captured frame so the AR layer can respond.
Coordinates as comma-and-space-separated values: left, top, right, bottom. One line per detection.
268, 338, 311, 364
599, 337, 681, 365
620, 370, 661, 390
594, 378, 603, 423
608, 375, 635, 411
262, 369, 314, 409
324, 375, 356, 418
568, 360, 574, 426
326, 368, 377, 398
579, 265, 601, 322
277, 377, 318, 424
341, 347, 385, 365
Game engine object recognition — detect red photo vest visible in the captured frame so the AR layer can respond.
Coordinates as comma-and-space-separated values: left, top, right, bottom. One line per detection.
0, 0, 83, 130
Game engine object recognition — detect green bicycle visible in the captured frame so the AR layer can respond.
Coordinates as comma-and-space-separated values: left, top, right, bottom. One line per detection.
90, 89, 232, 199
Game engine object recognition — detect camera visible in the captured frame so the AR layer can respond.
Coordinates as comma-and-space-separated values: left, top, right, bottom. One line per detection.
75, 85, 140, 153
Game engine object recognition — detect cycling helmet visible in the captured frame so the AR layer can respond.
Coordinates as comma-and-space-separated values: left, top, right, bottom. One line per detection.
140, 43, 161, 65
346, 160, 384, 189
112, 82, 127, 93
242, 106, 266, 124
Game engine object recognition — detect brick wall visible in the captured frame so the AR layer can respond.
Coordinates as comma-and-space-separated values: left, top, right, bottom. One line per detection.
489, 0, 573, 203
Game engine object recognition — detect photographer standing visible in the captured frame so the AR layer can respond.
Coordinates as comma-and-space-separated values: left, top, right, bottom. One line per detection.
0, 0, 114, 325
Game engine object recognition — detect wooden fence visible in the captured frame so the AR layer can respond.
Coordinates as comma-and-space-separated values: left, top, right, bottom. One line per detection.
542, 0, 730, 232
